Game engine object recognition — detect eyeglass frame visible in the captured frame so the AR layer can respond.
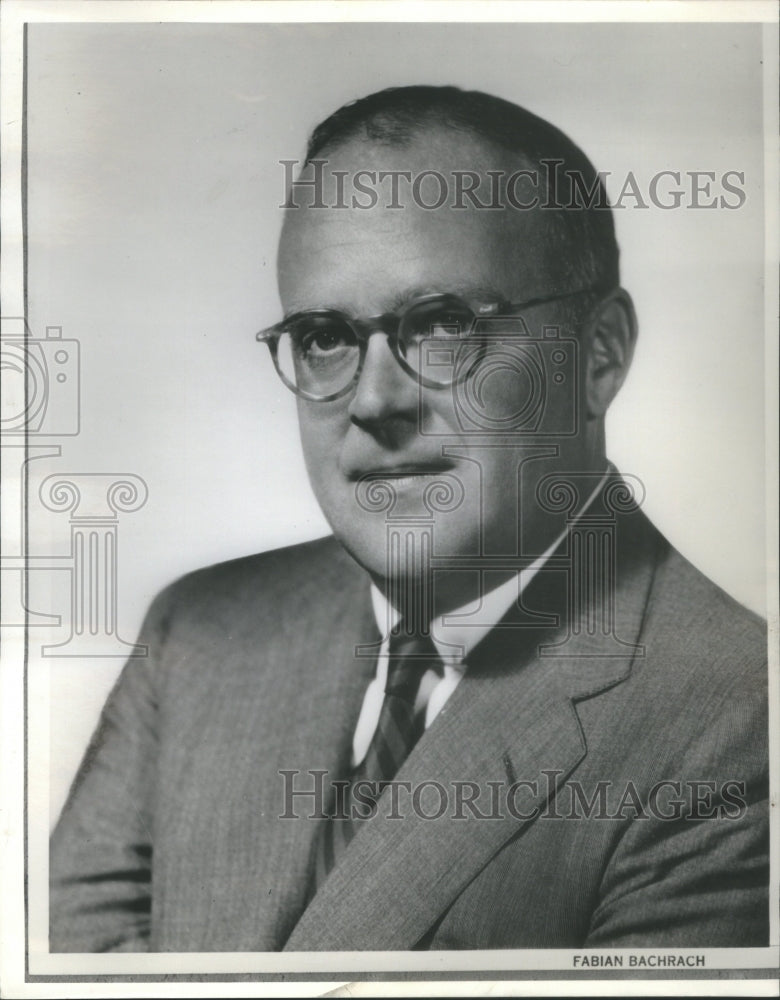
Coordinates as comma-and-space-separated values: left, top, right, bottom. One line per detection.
256, 285, 610, 402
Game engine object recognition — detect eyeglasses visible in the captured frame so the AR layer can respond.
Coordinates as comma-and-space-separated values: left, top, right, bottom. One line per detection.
256, 287, 604, 402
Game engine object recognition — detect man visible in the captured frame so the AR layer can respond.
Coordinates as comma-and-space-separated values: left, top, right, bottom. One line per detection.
50, 86, 768, 951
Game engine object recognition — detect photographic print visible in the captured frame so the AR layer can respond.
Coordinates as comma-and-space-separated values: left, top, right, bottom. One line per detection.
1, 1, 777, 996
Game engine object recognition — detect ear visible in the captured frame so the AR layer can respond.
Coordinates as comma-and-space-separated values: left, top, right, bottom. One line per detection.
582, 288, 638, 419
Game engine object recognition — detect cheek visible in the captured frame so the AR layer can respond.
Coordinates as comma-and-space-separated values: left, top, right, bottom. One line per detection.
479, 456, 518, 519
451, 363, 534, 431
297, 406, 341, 485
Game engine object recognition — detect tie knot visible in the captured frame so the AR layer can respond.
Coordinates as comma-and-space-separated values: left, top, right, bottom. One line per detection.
385, 628, 443, 702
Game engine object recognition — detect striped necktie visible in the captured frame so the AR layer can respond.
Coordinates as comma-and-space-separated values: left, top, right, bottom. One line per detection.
313, 627, 443, 890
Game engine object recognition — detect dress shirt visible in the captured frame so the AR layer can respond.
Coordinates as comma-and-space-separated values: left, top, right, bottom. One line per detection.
351, 467, 610, 767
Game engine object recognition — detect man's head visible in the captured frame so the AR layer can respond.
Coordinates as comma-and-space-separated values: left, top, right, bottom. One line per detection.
274, 86, 637, 608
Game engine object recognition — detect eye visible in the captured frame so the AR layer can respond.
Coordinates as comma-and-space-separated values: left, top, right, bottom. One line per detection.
289, 317, 356, 359
403, 302, 475, 344
305, 326, 350, 355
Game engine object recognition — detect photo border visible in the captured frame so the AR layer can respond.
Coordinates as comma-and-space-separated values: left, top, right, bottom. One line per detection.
1, 1, 778, 997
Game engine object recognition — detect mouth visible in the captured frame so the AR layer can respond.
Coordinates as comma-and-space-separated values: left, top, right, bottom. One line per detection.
355, 465, 455, 480
352, 466, 458, 494
376, 473, 439, 489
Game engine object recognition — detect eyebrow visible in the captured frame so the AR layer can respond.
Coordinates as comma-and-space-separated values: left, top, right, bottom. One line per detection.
281, 283, 510, 321
385, 283, 508, 312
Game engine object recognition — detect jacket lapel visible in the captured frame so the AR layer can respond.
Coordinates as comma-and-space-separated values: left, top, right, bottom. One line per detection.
182, 542, 381, 951
283, 506, 662, 950
258, 566, 381, 948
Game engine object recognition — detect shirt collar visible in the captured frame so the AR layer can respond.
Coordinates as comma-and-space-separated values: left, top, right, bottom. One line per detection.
370, 466, 611, 670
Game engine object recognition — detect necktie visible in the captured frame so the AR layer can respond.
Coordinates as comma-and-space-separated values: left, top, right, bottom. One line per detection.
312, 627, 443, 891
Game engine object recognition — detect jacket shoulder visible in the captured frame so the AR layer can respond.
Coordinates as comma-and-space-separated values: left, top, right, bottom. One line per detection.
142, 535, 366, 636
648, 540, 766, 670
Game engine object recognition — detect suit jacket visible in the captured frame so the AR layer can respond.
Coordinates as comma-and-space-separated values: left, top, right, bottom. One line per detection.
50, 503, 769, 951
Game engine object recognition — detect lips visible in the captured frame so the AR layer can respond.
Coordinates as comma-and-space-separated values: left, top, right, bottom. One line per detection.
349, 464, 455, 481
348, 467, 460, 502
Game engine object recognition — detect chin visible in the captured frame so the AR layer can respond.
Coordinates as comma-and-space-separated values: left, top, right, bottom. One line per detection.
325, 514, 386, 576
334, 513, 478, 585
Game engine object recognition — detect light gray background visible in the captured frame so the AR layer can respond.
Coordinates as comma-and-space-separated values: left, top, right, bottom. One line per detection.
25, 22, 767, 822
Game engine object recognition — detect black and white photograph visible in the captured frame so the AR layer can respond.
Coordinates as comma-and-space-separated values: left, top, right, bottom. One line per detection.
1, 1, 778, 996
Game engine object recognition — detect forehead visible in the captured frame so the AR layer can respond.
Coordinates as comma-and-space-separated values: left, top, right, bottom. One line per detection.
277, 130, 562, 314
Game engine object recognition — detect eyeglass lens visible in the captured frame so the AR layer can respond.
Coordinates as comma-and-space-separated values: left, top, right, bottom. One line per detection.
277, 314, 360, 396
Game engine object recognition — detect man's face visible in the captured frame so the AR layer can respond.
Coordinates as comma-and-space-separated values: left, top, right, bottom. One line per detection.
277, 131, 593, 601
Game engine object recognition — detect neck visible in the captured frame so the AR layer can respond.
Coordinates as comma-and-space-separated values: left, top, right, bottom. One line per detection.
370, 451, 612, 621
370, 567, 520, 626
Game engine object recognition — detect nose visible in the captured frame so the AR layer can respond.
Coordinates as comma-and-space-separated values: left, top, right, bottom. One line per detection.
347, 331, 419, 427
